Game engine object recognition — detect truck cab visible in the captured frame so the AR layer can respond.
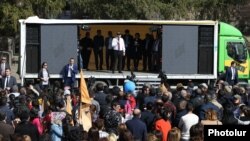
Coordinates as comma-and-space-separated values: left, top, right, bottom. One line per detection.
218, 22, 249, 82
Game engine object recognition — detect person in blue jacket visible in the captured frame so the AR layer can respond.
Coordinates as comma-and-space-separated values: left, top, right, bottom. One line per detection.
62, 58, 78, 89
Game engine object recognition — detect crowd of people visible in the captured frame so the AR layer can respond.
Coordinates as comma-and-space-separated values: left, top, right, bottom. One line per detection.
0, 54, 250, 141
79, 29, 162, 73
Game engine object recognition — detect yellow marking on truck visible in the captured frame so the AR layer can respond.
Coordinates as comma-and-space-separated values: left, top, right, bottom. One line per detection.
224, 60, 248, 75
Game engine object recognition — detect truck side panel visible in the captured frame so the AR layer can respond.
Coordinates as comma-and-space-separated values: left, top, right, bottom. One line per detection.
162, 25, 199, 74
40, 25, 78, 73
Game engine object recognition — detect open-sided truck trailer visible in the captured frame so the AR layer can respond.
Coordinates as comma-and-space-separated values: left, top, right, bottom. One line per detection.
19, 16, 249, 87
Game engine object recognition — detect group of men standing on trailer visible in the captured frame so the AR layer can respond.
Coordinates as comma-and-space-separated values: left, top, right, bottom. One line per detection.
79, 29, 162, 73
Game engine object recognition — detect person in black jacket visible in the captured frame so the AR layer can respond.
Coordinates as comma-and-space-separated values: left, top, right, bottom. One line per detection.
105, 31, 114, 70
126, 109, 147, 141
133, 33, 143, 71
142, 33, 154, 71
93, 30, 104, 70
0, 68, 17, 91
79, 32, 93, 70
225, 61, 238, 86
15, 111, 40, 141
122, 29, 134, 71
0, 111, 14, 141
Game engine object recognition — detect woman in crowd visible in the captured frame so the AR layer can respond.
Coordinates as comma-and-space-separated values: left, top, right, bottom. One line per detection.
238, 104, 250, 121
30, 108, 44, 136
38, 62, 50, 91
201, 109, 222, 125
167, 127, 181, 141
50, 119, 63, 141
88, 127, 100, 141
189, 123, 204, 141
118, 129, 134, 141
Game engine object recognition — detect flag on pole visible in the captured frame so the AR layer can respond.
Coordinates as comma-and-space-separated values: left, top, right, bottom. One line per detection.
80, 70, 91, 104
79, 70, 92, 131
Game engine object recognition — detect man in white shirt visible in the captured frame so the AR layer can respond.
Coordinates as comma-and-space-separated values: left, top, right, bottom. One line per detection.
112, 32, 125, 73
178, 103, 199, 141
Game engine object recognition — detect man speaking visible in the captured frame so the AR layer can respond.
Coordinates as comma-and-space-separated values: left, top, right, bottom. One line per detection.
112, 32, 126, 73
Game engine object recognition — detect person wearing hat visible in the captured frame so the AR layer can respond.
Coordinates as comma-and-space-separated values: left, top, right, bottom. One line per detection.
112, 32, 125, 73
64, 89, 72, 115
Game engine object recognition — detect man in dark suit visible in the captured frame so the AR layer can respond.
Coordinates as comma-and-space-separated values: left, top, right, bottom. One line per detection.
225, 61, 238, 86
142, 33, 154, 71
105, 31, 114, 70
140, 102, 155, 132
1, 68, 17, 91
126, 109, 147, 141
133, 33, 143, 71
0, 97, 15, 125
152, 33, 162, 72
122, 29, 134, 71
0, 56, 10, 78
79, 32, 93, 70
62, 58, 78, 89
93, 30, 104, 70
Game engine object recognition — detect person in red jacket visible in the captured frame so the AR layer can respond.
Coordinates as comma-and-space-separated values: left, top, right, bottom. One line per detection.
126, 92, 136, 110
155, 107, 172, 141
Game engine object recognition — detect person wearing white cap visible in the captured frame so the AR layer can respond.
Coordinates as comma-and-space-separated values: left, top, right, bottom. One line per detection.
64, 89, 72, 115
64, 89, 71, 96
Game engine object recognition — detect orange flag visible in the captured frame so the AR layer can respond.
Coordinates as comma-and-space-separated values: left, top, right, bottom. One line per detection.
79, 70, 92, 131
80, 70, 91, 104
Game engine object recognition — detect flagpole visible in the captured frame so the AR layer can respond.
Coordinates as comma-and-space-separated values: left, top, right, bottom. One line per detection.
78, 69, 92, 131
